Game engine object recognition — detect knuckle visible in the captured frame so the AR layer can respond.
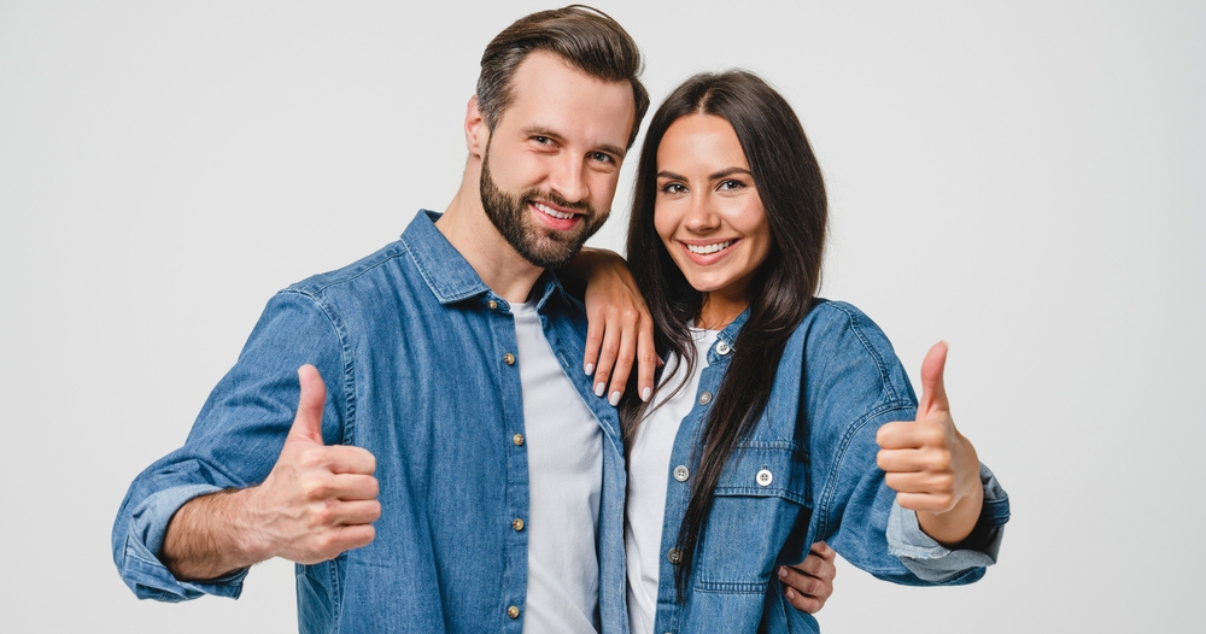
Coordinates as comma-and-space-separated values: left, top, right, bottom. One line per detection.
297, 448, 326, 469
301, 478, 332, 501
313, 500, 336, 525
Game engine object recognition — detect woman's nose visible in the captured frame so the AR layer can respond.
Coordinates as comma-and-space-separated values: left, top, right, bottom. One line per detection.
683, 195, 719, 233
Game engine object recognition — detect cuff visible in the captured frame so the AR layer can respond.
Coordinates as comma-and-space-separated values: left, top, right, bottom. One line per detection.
120, 484, 248, 601
887, 463, 1009, 582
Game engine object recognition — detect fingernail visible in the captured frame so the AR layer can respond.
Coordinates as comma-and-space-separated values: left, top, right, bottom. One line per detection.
595, 382, 606, 397
584, 363, 594, 376
778, 566, 787, 579
641, 386, 652, 402
786, 588, 796, 599
609, 391, 622, 407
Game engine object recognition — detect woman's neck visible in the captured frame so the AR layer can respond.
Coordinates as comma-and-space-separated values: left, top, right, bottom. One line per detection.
695, 293, 749, 331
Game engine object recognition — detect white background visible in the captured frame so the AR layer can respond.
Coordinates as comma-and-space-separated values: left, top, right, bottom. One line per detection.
2, 1, 1203, 632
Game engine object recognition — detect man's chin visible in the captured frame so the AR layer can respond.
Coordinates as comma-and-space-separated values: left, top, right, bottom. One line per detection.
518, 242, 582, 269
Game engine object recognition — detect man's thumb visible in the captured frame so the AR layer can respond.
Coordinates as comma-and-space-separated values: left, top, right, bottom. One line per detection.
288, 364, 327, 444
918, 341, 950, 417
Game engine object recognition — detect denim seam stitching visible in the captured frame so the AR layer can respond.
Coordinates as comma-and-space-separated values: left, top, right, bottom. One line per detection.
815, 403, 914, 540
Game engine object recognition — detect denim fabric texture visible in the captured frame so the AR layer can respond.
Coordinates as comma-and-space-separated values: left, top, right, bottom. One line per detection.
649, 301, 1009, 634
111, 210, 629, 634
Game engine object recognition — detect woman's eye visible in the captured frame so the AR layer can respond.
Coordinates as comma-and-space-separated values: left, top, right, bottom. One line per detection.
660, 183, 686, 194
719, 179, 746, 191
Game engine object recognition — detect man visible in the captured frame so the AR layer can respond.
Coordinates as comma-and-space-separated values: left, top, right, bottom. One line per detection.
112, 7, 833, 633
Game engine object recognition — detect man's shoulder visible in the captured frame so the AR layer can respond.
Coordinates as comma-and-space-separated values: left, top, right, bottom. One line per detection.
284, 238, 412, 299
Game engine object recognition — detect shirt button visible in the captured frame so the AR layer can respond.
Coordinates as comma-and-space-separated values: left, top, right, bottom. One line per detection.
756, 468, 774, 487
513, 433, 525, 446
487, 299, 498, 310
716, 340, 731, 355
503, 352, 516, 365
673, 465, 690, 482
667, 548, 682, 564
507, 605, 520, 619
698, 391, 712, 406
512, 518, 525, 531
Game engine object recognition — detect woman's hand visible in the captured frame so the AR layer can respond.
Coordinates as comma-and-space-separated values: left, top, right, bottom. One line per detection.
778, 542, 836, 614
568, 248, 657, 406
876, 342, 985, 545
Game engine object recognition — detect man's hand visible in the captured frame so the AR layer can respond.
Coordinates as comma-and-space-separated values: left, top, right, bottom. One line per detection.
572, 248, 657, 406
248, 364, 381, 564
778, 542, 836, 614
162, 365, 380, 580
876, 342, 984, 545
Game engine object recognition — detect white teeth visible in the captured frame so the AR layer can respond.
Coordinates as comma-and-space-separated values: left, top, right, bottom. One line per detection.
686, 240, 734, 255
534, 202, 574, 220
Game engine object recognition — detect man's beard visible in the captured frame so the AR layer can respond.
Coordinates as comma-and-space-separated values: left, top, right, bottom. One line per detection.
479, 152, 607, 269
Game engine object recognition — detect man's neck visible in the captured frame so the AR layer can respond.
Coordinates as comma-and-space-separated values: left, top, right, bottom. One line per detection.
437, 183, 545, 304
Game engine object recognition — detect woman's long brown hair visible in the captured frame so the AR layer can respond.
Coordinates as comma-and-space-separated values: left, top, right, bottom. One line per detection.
621, 70, 828, 596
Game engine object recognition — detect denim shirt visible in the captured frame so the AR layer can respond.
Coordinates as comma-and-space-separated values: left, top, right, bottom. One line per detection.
650, 301, 1010, 634
111, 210, 629, 634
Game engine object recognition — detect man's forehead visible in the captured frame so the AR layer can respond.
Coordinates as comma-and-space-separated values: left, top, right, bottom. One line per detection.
498, 51, 635, 149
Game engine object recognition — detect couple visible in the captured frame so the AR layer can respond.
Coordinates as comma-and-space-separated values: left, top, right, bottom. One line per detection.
112, 6, 1008, 633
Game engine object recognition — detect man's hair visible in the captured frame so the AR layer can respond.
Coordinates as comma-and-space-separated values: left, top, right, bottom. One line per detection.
476, 4, 649, 148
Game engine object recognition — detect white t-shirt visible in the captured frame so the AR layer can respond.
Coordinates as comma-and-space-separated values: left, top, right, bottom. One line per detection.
512, 301, 604, 633
625, 328, 719, 634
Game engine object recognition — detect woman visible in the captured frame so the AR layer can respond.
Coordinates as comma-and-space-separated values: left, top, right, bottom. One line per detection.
619, 71, 1008, 632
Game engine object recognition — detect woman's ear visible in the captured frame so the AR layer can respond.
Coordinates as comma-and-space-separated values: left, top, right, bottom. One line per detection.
465, 95, 489, 158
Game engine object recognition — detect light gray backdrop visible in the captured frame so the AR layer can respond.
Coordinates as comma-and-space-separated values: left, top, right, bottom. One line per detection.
2, 1, 1202, 632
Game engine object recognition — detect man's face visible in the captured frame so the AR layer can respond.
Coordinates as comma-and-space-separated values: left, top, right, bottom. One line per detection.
478, 51, 635, 268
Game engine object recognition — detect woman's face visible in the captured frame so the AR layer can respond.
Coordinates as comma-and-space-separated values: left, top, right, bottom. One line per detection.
653, 114, 772, 305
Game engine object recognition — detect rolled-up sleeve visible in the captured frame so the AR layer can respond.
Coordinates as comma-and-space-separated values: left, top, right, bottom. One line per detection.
111, 290, 348, 601
887, 463, 1010, 582
118, 483, 247, 600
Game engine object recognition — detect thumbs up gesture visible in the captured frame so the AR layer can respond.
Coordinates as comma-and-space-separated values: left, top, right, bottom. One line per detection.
249, 365, 381, 564
876, 343, 983, 545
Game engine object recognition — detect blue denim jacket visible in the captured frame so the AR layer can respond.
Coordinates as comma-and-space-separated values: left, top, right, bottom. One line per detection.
111, 210, 629, 633
650, 301, 1010, 633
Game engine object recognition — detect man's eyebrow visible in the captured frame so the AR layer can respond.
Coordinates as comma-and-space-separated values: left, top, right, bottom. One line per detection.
521, 125, 563, 141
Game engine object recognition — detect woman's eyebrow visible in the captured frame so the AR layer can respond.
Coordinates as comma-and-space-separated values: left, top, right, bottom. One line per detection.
709, 167, 753, 180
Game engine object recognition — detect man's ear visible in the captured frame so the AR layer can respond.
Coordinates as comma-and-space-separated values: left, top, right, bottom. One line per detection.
465, 95, 489, 158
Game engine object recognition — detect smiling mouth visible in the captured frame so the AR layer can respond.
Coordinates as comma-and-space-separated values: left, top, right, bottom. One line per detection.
684, 240, 735, 255
532, 201, 577, 220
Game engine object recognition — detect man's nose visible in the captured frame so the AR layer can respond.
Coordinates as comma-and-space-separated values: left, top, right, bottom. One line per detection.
549, 156, 589, 204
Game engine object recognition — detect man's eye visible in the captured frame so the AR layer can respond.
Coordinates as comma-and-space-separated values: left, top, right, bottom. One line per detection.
533, 136, 550, 145
590, 152, 614, 164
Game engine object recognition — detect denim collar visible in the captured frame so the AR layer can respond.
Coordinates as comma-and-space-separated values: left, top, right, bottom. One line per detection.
400, 209, 569, 311
707, 307, 751, 365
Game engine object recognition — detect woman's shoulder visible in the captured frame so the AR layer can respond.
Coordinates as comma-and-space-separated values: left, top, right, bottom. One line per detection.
792, 298, 916, 409
796, 299, 892, 351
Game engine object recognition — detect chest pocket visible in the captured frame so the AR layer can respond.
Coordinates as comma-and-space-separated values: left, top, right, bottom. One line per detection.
693, 442, 811, 593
